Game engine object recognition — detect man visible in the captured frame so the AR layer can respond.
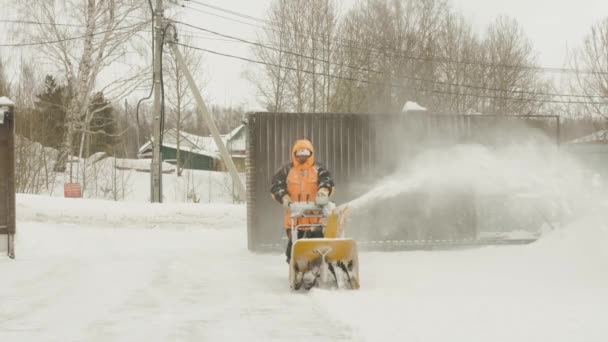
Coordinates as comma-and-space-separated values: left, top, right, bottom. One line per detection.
270, 139, 335, 263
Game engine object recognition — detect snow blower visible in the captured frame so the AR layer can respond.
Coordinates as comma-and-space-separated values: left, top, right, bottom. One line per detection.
288, 202, 359, 290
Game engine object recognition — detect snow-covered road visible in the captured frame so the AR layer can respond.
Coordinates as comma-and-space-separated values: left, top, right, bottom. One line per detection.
1, 195, 607, 341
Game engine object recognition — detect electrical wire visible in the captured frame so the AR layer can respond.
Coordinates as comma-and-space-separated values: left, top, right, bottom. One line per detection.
173, 41, 608, 106
0, 19, 83, 27
171, 19, 607, 100
184, 0, 608, 76
0, 21, 148, 47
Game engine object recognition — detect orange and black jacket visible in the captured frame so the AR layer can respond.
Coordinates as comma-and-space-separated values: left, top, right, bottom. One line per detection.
270, 162, 334, 204
270, 140, 335, 228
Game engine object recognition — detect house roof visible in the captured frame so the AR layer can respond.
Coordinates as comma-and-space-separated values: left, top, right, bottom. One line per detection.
0, 96, 14, 106
137, 124, 246, 158
567, 130, 608, 144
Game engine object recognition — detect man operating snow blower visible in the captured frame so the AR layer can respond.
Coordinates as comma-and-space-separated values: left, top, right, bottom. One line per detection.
270, 139, 335, 264
270, 139, 359, 290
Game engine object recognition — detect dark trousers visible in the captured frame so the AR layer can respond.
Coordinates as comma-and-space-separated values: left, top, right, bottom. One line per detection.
285, 227, 324, 263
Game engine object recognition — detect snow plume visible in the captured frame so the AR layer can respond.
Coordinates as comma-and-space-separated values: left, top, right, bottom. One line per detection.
341, 134, 599, 240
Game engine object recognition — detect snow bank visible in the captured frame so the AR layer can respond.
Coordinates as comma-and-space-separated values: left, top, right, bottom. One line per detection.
402, 101, 427, 112
41, 156, 242, 204
4, 189, 608, 341
17, 194, 245, 229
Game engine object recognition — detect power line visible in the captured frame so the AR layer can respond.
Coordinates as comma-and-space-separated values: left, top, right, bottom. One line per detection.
0, 19, 83, 27
183, 3, 269, 31
0, 21, 149, 47
173, 41, 607, 106
171, 20, 607, 100
184, 0, 608, 76
186, 0, 274, 26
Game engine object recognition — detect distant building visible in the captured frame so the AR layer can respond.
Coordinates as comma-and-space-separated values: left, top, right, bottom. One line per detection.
137, 124, 247, 172
564, 130, 608, 184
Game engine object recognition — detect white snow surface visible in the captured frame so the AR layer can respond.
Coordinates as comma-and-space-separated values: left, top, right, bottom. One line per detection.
2, 192, 608, 341
4, 139, 608, 341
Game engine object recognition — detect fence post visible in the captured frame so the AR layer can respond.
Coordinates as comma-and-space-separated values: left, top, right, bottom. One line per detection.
0, 97, 16, 258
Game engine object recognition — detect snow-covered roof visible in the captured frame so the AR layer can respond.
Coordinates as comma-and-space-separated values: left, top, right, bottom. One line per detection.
114, 158, 175, 172
225, 124, 245, 141
567, 130, 608, 144
402, 101, 427, 112
0, 97, 14, 106
137, 125, 246, 159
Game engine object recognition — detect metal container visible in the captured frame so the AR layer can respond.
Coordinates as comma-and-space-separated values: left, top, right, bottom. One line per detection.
0, 96, 15, 258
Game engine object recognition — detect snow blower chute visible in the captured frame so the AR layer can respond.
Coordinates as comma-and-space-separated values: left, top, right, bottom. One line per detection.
288, 202, 359, 290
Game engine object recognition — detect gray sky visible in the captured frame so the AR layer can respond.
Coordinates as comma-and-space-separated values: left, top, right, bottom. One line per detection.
451, 0, 608, 67
176, 0, 608, 109
2, 0, 608, 109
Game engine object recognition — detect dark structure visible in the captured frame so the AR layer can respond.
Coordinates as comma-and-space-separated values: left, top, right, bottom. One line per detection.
246, 112, 560, 252
138, 125, 247, 172
0, 97, 15, 258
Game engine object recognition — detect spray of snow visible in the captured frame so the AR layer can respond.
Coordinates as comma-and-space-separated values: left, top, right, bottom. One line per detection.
341, 135, 600, 240
347, 143, 583, 208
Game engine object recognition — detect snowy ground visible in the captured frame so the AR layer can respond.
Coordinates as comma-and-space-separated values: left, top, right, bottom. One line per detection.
1, 194, 608, 342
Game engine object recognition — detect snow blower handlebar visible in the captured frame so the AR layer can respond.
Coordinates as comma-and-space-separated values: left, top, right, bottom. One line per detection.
289, 201, 336, 219
288, 202, 337, 242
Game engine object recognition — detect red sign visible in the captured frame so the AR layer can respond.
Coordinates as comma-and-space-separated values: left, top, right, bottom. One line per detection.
64, 183, 82, 198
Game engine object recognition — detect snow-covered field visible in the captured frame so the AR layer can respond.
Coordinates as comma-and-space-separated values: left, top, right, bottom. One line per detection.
3, 140, 608, 341
1, 193, 608, 342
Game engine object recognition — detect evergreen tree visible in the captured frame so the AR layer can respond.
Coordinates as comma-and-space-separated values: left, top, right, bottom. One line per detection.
33, 75, 69, 149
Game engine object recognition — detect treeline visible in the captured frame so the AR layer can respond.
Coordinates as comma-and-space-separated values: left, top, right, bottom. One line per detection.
0, 64, 245, 160
249, 0, 608, 123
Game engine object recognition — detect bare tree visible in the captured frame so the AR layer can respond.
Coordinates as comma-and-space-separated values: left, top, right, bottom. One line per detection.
572, 17, 608, 118
16, 0, 150, 172
0, 57, 9, 97
433, 11, 482, 113
247, 0, 292, 112
478, 16, 549, 115
249, 0, 339, 113
165, 36, 205, 176
328, 0, 449, 113
251, 0, 554, 116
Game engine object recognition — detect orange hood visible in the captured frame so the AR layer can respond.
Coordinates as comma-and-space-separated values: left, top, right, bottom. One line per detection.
291, 139, 315, 169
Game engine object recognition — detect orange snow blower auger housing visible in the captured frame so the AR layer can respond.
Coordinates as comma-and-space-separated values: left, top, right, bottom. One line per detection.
288, 202, 359, 290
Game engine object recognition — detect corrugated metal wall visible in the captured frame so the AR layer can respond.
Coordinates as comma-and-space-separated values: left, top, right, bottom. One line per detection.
246, 112, 560, 252
0, 104, 16, 257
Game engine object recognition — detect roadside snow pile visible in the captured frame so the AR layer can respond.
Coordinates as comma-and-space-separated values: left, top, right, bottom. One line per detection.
17, 194, 245, 229
532, 208, 608, 267
43, 157, 242, 203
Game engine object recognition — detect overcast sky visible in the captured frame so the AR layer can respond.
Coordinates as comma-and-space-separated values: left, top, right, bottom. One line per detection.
2, 0, 608, 110
175, 0, 608, 109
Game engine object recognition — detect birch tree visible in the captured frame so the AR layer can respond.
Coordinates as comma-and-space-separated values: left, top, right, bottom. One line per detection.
249, 0, 338, 113
17, 0, 149, 172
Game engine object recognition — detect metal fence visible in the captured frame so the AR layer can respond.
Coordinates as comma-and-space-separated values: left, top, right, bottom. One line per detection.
246, 112, 560, 252
0, 98, 16, 258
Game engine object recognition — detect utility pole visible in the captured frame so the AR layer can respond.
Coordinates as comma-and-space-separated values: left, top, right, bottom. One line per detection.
151, 0, 163, 203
